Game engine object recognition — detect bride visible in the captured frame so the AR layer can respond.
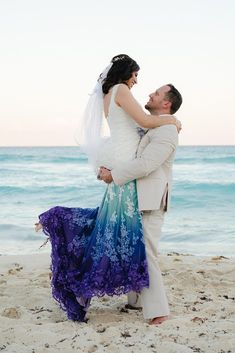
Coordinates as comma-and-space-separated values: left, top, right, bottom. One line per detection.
35, 54, 180, 322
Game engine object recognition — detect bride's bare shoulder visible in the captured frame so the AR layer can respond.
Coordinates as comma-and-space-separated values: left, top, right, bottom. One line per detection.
116, 84, 132, 100
117, 83, 129, 91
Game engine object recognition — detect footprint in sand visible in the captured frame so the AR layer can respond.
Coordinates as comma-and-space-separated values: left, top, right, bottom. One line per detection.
1, 307, 21, 319
7, 263, 23, 275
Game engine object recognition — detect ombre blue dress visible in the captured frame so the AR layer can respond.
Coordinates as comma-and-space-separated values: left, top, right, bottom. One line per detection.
38, 85, 149, 321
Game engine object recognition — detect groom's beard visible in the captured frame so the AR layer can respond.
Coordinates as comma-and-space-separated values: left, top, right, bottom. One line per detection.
145, 105, 157, 115
145, 103, 150, 111
145, 104, 152, 113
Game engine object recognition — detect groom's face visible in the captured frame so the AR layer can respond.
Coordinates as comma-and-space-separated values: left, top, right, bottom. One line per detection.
145, 85, 171, 112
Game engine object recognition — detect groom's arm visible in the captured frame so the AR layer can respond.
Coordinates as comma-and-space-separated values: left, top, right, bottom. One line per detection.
111, 125, 178, 186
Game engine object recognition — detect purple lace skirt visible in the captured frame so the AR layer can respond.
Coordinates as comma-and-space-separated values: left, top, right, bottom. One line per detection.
39, 181, 149, 321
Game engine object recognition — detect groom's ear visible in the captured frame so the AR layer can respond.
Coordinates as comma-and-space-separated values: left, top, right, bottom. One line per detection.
163, 100, 171, 110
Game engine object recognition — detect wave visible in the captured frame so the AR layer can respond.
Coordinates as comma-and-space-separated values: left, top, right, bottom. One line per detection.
173, 181, 235, 192
0, 224, 42, 241
175, 156, 235, 164
0, 185, 89, 195
1, 180, 234, 196
0, 154, 88, 164
1, 146, 235, 165
1, 154, 234, 165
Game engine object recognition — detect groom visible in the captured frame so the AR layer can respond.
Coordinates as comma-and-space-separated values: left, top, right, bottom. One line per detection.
99, 84, 182, 325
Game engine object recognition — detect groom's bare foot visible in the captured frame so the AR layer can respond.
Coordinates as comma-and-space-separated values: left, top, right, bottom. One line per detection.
149, 316, 169, 325
35, 222, 42, 232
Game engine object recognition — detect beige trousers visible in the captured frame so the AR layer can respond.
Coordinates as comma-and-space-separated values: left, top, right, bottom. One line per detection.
128, 209, 170, 319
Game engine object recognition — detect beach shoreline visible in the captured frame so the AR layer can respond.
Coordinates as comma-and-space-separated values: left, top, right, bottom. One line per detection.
0, 252, 234, 353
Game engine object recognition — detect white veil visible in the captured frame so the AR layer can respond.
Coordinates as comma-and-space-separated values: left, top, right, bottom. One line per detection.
75, 63, 113, 170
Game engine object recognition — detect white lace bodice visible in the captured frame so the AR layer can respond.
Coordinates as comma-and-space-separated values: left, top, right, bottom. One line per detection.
97, 84, 140, 170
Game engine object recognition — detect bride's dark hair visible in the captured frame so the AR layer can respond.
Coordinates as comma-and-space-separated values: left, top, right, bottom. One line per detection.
102, 54, 140, 94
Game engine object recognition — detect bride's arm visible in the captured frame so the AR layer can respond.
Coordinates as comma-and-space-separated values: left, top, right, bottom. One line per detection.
115, 84, 177, 129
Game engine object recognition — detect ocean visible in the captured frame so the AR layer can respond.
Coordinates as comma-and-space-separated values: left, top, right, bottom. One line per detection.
0, 146, 235, 256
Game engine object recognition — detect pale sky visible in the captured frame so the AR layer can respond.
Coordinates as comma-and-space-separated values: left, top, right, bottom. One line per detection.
0, 0, 234, 146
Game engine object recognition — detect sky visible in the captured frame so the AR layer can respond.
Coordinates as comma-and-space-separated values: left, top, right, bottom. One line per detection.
0, 0, 235, 146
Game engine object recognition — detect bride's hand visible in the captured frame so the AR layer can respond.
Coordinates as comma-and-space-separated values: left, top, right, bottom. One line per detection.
172, 116, 182, 133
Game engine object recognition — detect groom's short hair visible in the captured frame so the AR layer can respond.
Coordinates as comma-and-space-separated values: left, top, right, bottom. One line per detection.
165, 84, 182, 114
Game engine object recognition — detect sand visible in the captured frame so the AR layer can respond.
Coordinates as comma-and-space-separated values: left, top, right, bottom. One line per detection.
0, 252, 234, 353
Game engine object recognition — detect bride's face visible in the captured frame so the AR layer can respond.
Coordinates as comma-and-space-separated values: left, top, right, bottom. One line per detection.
125, 71, 138, 89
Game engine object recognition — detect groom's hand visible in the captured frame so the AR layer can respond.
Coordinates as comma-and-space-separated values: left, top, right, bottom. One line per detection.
99, 167, 113, 184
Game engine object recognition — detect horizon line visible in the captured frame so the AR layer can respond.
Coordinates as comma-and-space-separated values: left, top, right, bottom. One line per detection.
1, 144, 235, 148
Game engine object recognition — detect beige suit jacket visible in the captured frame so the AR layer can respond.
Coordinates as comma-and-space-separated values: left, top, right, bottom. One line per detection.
111, 124, 178, 211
